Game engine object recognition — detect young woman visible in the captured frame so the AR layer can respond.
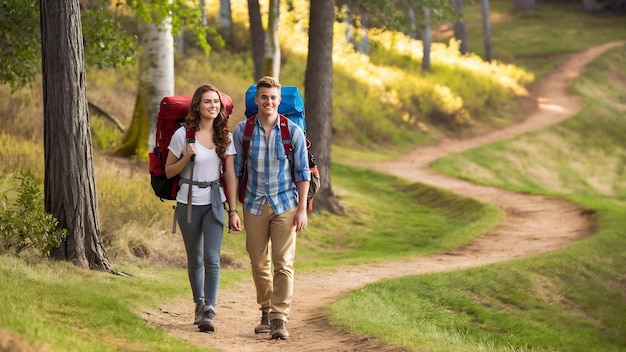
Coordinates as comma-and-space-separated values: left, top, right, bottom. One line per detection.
165, 84, 241, 333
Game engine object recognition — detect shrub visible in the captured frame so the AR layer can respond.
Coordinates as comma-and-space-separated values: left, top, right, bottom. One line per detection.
0, 171, 66, 256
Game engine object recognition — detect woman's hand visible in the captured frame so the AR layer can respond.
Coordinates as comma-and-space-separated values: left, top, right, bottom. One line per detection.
228, 212, 242, 232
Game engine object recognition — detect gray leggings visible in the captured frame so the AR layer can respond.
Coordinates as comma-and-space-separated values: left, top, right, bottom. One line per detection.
176, 203, 224, 307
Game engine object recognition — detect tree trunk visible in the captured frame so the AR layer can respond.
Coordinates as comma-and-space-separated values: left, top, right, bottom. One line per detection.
581, 0, 602, 11
513, 0, 536, 10
219, 0, 233, 43
481, 0, 493, 62
421, 7, 432, 72
247, 0, 265, 80
354, 7, 369, 54
305, 0, 343, 214
200, 0, 207, 26
261, 0, 280, 79
407, 5, 417, 39
452, 0, 468, 54
40, 0, 112, 271
342, 4, 356, 47
115, 16, 174, 156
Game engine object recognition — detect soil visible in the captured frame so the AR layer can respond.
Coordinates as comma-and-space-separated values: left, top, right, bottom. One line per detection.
139, 41, 625, 352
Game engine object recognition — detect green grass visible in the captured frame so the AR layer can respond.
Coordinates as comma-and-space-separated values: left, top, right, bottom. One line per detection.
2, 0, 626, 350
0, 164, 500, 351
298, 164, 503, 270
328, 38, 626, 352
0, 257, 207, 351
458, 0, 626, 77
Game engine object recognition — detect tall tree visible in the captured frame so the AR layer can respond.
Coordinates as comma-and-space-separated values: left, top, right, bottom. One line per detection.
306, 0, 342, 213
451, 0, 468, 54
513, 0, 536, 10
40, 0, 113, 271
421, 6, 432, 71
113, 0, 214, 157
262, 0, 281, 78
248, 0, 265, 80
219, 0, 233, 43
342, 4, 356, 46
481, 0, 493, 62
115, 16, 175, 156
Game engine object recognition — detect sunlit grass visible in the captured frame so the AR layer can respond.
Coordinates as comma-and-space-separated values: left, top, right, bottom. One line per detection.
330, 39, 626, 352
1, 1, 625, 350
431, 46, 626, 199
458, 0, 626, 76
0, 153, 501, 351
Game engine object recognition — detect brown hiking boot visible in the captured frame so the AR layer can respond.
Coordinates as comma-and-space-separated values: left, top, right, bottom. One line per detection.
198, 305, 216, 333
254, 311, 270, 334
270, 319, 289, 339
193, 303, 204, 325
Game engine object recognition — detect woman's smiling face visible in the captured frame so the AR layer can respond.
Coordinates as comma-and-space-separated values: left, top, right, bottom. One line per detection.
198, 90, 221, 120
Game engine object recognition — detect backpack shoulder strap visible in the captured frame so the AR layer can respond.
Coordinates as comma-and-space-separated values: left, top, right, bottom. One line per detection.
239, 115, 256, 203
278, 115, 296, 182
242, 115, 256, 156
278, 115, 292, 156
239, 115, 298, 202
185, 128, 196, 223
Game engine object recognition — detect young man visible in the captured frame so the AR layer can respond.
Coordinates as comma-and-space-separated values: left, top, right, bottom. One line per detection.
233, 76, 311, 339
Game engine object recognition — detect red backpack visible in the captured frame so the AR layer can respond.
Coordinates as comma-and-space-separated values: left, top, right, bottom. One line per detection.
148, 93, 233, 201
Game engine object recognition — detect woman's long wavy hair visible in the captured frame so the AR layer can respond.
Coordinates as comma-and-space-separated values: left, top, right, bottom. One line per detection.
185, 84, 231, 159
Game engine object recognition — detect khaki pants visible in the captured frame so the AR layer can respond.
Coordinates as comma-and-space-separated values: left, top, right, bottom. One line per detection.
244, 202, 297, 322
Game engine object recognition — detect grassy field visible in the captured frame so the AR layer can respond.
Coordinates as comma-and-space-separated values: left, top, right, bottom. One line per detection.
329, 34, 626, 352
1, 0, 626, 350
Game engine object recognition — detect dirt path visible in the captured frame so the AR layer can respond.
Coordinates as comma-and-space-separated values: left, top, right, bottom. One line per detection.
140, 41, 624, 352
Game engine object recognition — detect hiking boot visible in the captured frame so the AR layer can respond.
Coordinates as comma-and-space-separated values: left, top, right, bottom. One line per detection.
254, 311, 270, 334
193, 303, 204, 325
270, 319, 289, 339
198, 305, 216, 333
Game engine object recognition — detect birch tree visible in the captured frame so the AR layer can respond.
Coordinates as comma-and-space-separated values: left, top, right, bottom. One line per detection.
219, 0, 233, 43
115, 16, 175, 156
262, 0, 281, 78
113, 1, 214, 157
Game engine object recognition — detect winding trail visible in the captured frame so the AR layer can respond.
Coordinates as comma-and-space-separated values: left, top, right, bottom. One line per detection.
141, 41, 624, 352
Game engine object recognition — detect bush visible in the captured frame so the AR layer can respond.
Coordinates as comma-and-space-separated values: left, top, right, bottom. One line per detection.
0, 171, 66, 256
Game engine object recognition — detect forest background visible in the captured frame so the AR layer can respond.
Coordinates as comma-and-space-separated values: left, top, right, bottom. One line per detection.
1, 0, 625, 351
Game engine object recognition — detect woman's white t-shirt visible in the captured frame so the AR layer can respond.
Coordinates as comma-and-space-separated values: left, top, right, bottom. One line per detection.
168, 127, 236, 205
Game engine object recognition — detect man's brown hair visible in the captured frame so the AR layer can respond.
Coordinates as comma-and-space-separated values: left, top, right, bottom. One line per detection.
256, 76, 281, 92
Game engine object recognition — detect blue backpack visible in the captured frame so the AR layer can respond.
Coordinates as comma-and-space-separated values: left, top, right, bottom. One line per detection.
244, 85, 306, 132
242, 84, 319, 210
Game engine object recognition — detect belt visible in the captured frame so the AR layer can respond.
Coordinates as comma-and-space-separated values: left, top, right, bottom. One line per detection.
180, 178, 225, 227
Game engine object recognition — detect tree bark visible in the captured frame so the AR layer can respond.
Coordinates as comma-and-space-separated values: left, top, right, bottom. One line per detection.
261, 0, 281, 79
481, 0, 493, 62
305, 0, 343, 213
247, 0, 265, 80
421, 7, 432, 72
40, 0, 112, 271
513, 0, 536, 10
115, 16, 174, 156
219, 0, 233, 43
452, 0, 468, 54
